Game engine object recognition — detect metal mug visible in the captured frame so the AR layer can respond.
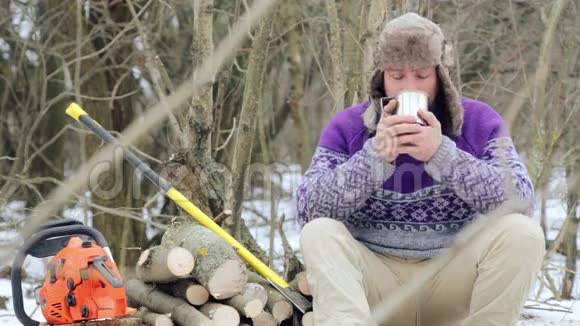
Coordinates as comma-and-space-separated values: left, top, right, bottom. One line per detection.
380, 90, 429, 125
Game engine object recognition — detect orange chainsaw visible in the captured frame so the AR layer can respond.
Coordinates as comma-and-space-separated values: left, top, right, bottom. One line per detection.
12, 219, 136, 325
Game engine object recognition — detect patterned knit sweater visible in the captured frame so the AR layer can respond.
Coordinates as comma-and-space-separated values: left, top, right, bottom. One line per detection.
296, 98, 535, 259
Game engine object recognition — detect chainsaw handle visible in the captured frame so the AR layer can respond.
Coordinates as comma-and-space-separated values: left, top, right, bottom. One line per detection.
12, 225, 111, 326
38, 218, 84, 230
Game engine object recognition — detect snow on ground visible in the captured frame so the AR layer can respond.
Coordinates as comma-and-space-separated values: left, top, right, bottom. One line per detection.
0, 164, 578, 325
0, 279, 44, 324
519, 300, 580, 325
519, 254, 580, 324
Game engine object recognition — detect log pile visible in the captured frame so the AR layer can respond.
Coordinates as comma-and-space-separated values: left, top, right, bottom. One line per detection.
127, 222, 313, 325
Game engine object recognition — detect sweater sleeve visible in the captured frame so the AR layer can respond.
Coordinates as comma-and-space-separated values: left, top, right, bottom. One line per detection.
424, 135, 535, 215
296, 139, 395, 227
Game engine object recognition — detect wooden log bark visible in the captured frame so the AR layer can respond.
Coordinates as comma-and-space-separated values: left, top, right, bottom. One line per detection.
251, 311, 276, 326
136, 245, 195, 283
246, 271, 293, 323
561, 154, 579, 299
283, 0, 312, 172
227, 13, 271, 241
224, 283, 267, 318
162, 222, 248, 299
157, 279, 210, 306
288, 271, 311, 296
325, 0, 346, 112
199, 302, 240, 326
186, 0, 214, 157
126, 279, 214, 326
134, 308, 173, 326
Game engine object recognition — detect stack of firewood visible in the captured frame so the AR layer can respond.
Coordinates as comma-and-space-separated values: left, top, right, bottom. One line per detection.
126, 221, 313, 326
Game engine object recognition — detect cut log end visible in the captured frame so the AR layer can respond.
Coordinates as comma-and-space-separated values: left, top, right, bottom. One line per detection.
151, 315, 172, 326
167, 247, 196, 277
144, 315, 173, 326
243, 283, 268, 306
302, 311, 314, 326
225, 283, 267, 318
211, 306, 239, 326
251, 311, 276, 326
136, 245, 195, 283
243, 299, 264, 318
186, 284, 210, 306
207, 259, 248, 299
163, 223, 247, 296
213, 310, 239, 326
296, 271, 312, 296
271, 301, 293, 323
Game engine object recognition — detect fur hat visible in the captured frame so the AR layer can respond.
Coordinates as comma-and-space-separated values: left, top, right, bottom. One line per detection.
363, 13, 463, 136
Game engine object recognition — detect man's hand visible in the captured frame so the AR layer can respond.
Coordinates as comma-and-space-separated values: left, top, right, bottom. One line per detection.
372, 99, 420, 163
397, 109, 443, 162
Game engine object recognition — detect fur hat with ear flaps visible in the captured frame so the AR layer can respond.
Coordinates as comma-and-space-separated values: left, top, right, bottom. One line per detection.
363, 13, 464, 136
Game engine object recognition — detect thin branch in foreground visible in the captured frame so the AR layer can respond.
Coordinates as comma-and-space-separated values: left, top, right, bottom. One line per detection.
523, 305, 573, 314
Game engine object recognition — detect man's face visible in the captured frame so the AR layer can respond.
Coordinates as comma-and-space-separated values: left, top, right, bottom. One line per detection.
383, 66, 438, 103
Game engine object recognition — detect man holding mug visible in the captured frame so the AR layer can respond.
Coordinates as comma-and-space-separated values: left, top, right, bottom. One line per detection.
296, 13, 544, 326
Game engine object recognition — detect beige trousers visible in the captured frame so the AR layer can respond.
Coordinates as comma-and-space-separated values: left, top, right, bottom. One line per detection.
300, 214, 545, 326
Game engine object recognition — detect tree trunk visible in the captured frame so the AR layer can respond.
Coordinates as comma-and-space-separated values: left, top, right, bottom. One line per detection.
163, 0, 227, 223
227, 14, 271, 241
528, 0, 569, 192
186, 0, 214, 156
0, 1, 67, 205
540, 196, 547, 241
361, 0, 389, 97
55, 0, 148, 272
561, 208, 578, 299
162, 155, 225, 220
24, 50, 66, 206
284, 0, 312, 173
162, 222, 248, 299
343, 1, 367, 106
325, 0, 346, 113
561, 139, 579, 299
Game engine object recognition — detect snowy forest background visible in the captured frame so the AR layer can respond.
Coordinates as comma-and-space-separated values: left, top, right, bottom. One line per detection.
0, 0, 579, 324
